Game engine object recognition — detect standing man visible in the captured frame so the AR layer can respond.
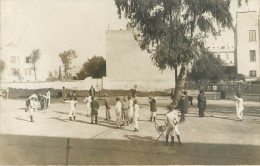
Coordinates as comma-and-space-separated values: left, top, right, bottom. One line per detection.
131, 88, 136, 98
178, 91, 189, 123
128, 96, 134, 123
148, 97, 157, 121
133, 99, 139, 132
121, 97, 129, 126
197, 91, 207, 118
28, 92, 38, 122
46, 89, 51, 109
115, 97, 122, 128
165, 104, 181, 146
6, 87, 9, 99
234, 92, 244, 121
170, 88, 174, 100
104, 94, 111, 120
89, 86, 96, 97
90, 96, 99, 124
62, 86, 67, 99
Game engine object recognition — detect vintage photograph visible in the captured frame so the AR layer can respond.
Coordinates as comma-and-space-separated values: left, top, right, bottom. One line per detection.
0, 0, 259, 165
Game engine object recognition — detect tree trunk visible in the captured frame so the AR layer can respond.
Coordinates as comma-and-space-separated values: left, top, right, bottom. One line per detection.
172, 63, 186, 105
175, 66, 178, 86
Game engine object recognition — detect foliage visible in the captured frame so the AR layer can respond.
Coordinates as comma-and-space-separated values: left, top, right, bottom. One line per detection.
77, 56, 106, 79
188, 51, 226, 82
224, 66, 245, 81
30, 49, 41, 81
115, 0, 233, 104
59, 50, 77, 79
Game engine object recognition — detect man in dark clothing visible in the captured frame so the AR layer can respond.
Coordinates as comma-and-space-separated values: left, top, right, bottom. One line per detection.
178, 91, 189, 123
148, 97, 157, 121
121, 97, 130, 125
197, 91, 207, 117
104, 94, 111, 120
89, 86, 96, 97
91, 96, 99, 124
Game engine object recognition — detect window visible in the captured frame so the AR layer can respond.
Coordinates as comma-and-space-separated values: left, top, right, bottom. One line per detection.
25, 68, 31, 76
250, 50, 256, 62
249, 70, 256, 77
10, 56, 16, 63
249, 30, 256, 41
25, 56, 32, 63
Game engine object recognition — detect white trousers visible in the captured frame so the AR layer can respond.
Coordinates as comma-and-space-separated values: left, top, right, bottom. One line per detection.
116, 111, 121, 127
86, 103, 90, 115
134, 115, 139, 129
69, 109, 76, 118
236, 107, 244, 120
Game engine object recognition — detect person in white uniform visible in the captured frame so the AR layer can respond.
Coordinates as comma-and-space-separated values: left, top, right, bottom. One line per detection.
128, 96, 134, 123
133, 99, 139, 132
115, 97, 122, 128
46, 89, 51, 108
234, 93, 244, 121
28, 92, 38, 122
165, 104, 181, 146
64, 97, 78, 122
83, 94, 92, 117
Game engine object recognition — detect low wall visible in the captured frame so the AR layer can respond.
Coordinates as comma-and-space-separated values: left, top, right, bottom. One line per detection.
0, 77, 175, 91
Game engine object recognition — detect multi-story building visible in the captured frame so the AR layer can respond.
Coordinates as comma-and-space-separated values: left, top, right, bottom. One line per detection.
235, 11, 260, 80
1, 47, 50, 82
209, 45, 235, 66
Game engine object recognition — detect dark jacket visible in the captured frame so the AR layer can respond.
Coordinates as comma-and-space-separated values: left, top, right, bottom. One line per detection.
105, 98, 110, 109
91, 100, 100, 115
149, 98, 157, 112
178, 95, 189, 113
89, 88, 96, 96
197, 94, 206, 109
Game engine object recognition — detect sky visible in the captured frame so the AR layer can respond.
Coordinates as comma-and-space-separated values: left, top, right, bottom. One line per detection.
0, 0, 259, 73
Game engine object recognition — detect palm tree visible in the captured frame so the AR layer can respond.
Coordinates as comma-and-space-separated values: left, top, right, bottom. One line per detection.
30, 49, 41, 81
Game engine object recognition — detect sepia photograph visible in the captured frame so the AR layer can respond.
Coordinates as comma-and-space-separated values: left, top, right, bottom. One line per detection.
0, 0, 260, 165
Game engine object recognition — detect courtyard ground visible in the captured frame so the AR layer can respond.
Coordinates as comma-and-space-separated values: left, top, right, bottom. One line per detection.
0, 96, 259, 164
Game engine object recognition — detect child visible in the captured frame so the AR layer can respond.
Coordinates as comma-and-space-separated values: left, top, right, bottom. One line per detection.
83, 94, 91, 117
133, 99, 139, 132
234, 93, 244, 121
64, 97, 78, 122
28, 92, 38, 122
115, 97, 122, 128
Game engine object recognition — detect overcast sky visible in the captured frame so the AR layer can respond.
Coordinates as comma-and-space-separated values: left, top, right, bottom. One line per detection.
0, 0, 259, 72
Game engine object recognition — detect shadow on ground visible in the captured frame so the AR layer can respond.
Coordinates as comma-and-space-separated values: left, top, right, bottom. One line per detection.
0, 134, 259, 165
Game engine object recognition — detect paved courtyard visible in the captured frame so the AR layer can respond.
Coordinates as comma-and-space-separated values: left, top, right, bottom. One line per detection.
0, 97, 260, 164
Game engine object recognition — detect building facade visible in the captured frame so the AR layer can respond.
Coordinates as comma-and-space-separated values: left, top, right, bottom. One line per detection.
235, 11, 260, 80
105, 30, 175, 91
209, 45, 235, 66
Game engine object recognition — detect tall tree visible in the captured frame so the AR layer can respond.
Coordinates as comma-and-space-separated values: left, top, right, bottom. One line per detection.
188, 51, 226, 83
115, 0, 233, 104
59, 50, 77, 79
77, 56, 106, 80
0, 60, 6, 82
30, 49, 41, 81
13, 68, 22, 81
58, 65, 62, 80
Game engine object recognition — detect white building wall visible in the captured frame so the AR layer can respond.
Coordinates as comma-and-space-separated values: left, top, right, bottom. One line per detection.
236, 11, 260, 79
106, 30, 175, 91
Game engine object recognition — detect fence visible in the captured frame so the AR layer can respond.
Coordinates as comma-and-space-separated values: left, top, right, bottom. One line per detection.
184, 82, 260, 95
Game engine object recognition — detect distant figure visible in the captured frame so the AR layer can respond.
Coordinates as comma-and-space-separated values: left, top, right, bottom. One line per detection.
46, 89, 51, 108
131, 88, 136, 98
197, 91, 207, 118
128, 96, 134, 123
6, 87, 9, 99
62, 86, 67, 99
121, 97, 130, 126
178, 91, 189, 123
90, 96, 99, 124
188, 96, 193, 105
234, 92, 244, 121
148, 97, 157, 121
170, 88, 174, 99
89, 86, 96, 97
165, 104, 181, 146
64, 97, 78, 122
39, 94, 47, 112
133, 99, 139, 132
0, 89, 3, 105
83, 94, 91, 117
28, 92, 38, 122
115, 97, 122, 128
104, 94, 111, 120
